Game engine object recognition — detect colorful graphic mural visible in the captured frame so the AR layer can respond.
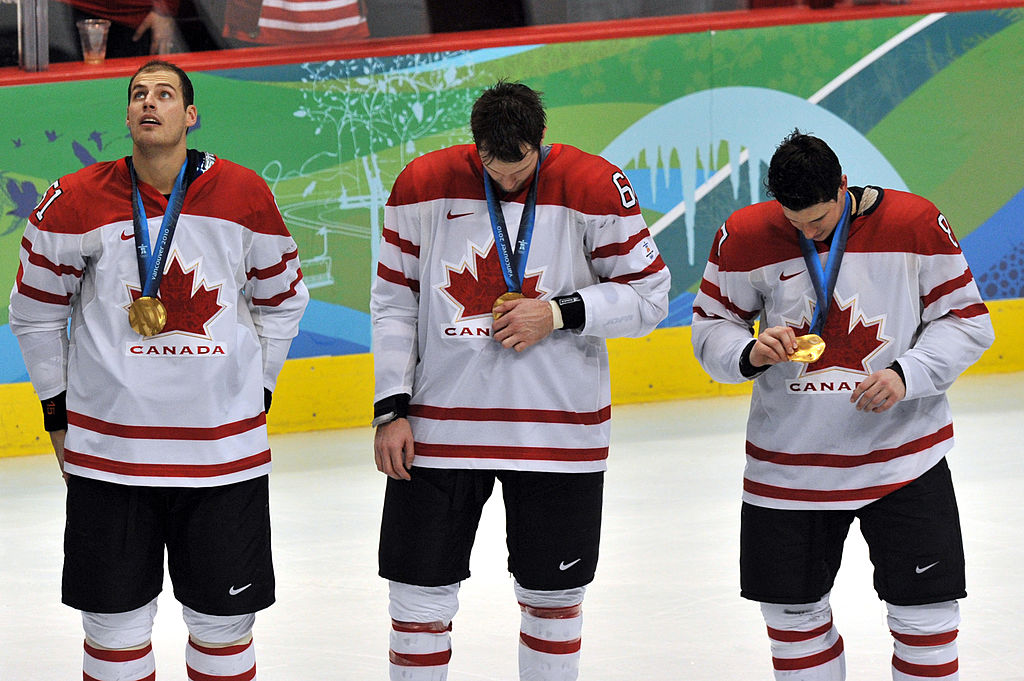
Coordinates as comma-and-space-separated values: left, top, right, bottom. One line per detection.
2, 7, 1022, 384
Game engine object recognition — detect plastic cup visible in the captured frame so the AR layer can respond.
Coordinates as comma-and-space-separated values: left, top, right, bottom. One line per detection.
76, 19, 111, 65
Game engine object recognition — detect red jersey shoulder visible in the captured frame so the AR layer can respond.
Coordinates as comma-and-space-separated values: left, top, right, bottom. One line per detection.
852, 189, 961, 256
31, 159, 131, 234
184, 156, 290, 236
387, 145, 484, 207
715, 201, 800, 272
538, 144, 640, 217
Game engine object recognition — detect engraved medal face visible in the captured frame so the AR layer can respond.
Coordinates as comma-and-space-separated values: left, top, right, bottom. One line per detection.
492, 291, 525, 320
789, 334, 826, 363
128, 296, 167, 337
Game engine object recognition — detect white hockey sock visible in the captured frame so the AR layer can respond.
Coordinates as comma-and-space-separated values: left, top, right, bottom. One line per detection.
83, 640, 156, 681
888, 602, 960, 680
761, 598, 846, 680
389, 619, 452, 680
185, 637, 256, 681
518, 601, 583, 681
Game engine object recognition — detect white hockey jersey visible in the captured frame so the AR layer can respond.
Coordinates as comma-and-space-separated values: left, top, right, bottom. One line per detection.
372, 144, 670, 473
9, 152, 309, 487
692, 187, 994, 510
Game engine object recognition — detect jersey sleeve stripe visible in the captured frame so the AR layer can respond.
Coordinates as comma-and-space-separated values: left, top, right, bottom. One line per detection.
377, 262, 420, 292
746, 423, 953, 468
414, 442, 608, 462
410, 404, 610, 425
383, 227, 420, 257
23, 236, 84, 277
950, 302, 989, 319
590, 229, 650, 259
69, 410, 267, 440
251, 269, 305, 307
601, 256, 667, 284
246, 249, 298, 280
15, 264, 73, 305
921, 269, 973, 307
698, 279, 757, 319
64, 448, 271, 478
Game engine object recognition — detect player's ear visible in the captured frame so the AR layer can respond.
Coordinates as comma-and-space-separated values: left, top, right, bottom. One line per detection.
185, 105, 198, 128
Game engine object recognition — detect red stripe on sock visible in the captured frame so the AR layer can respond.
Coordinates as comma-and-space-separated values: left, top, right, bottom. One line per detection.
519, 632, 582, 655
890, 629, 958, 647
83, 641, 153, 662
518, 602, 582, 619
186, 664, 256, 681
84, 673, 155, 681
188, 638, 253, 656
391, 619, 453, 634
892, 654, 959, 678
767, 617, 833, 643
773, 635, 844, 671
389, 648, 452, 667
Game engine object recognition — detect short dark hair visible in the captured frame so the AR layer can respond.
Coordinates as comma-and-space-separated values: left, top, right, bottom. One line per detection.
470, 79, 545, 163
128, 60, 194, 110
766, 130, 842, 210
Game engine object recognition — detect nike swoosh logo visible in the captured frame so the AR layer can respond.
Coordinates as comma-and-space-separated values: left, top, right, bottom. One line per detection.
915, 561, 940, 574
121, 229, 134, 241
228, 583, 253, 595
779, 270, 803, 281
446, 210, 472, 220
559, 559, 582, 571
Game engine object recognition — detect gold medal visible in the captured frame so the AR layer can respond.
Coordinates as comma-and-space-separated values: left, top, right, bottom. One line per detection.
789, 334, 826, 363
128, 296, 167, 337
492, 291, 525, 320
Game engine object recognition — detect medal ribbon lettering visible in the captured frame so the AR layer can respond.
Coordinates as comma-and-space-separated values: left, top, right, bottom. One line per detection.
131, 160, 188, 298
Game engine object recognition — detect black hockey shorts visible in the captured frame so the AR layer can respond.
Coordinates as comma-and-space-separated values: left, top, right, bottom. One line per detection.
379, 467, 604, 591
63, 474, 275, 616
740, 457, 966, 606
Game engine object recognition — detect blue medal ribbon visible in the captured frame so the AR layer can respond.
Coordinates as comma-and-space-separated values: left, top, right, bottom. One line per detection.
799, 191, 852, 336
130, 160, 188, 298
483, 150, 544, 294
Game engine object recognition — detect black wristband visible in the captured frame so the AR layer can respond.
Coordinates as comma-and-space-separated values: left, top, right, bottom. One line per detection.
264, 388, 273, 414
41, 391, 68, 432
887, 360, 906, 387
374, 393, 411, 420
739, 339, 767, 379
554, 293, 585, 330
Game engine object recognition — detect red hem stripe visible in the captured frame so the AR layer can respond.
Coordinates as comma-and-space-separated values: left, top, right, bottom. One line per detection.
68, 411, 267, 441
519, 603, 582, 619
389, 649, 452, 667
84, 641, 153, 662
188, 638, 253, 656
186, 664, 256, 681
773, 635, 844, 671
892, 654, 959, 677
746, 423, 953, 469
745, 477, 910, 503
767, 618, 833, 643
64, 449, 271, 478
411, 404, 610, 426
891, 629, 958, 647
519, 632, 582, 655
414, 442, 608, 462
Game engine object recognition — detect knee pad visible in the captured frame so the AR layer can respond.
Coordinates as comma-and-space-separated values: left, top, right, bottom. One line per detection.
182, 606, 255, 645
514, 582, 586, 612
81, 597, 158, 649
886, 600, 960, 637
388, 581, 460, 626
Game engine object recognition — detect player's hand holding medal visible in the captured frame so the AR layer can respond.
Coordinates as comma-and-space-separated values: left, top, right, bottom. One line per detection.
788, 334, 826, 363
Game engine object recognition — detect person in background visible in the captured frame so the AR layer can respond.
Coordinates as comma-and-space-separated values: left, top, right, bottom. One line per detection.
691, 130, 994, 681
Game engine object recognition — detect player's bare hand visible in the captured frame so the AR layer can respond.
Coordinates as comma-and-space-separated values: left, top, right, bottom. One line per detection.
50, 429, 68, 483
374, 418, 414, 480
492, 298, 554, 352
750, 326, 799, 367
851, 368, 906, 413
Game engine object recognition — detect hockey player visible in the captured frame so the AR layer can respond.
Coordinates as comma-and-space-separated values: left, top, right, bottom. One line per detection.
9, 60, 308, 680
691, 130, 994, 680
371, 79, 670, 680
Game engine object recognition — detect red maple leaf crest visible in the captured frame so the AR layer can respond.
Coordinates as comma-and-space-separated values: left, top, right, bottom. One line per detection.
442, 241, 543, 320
128, 254, 224, 336
795, 297, 887, 373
